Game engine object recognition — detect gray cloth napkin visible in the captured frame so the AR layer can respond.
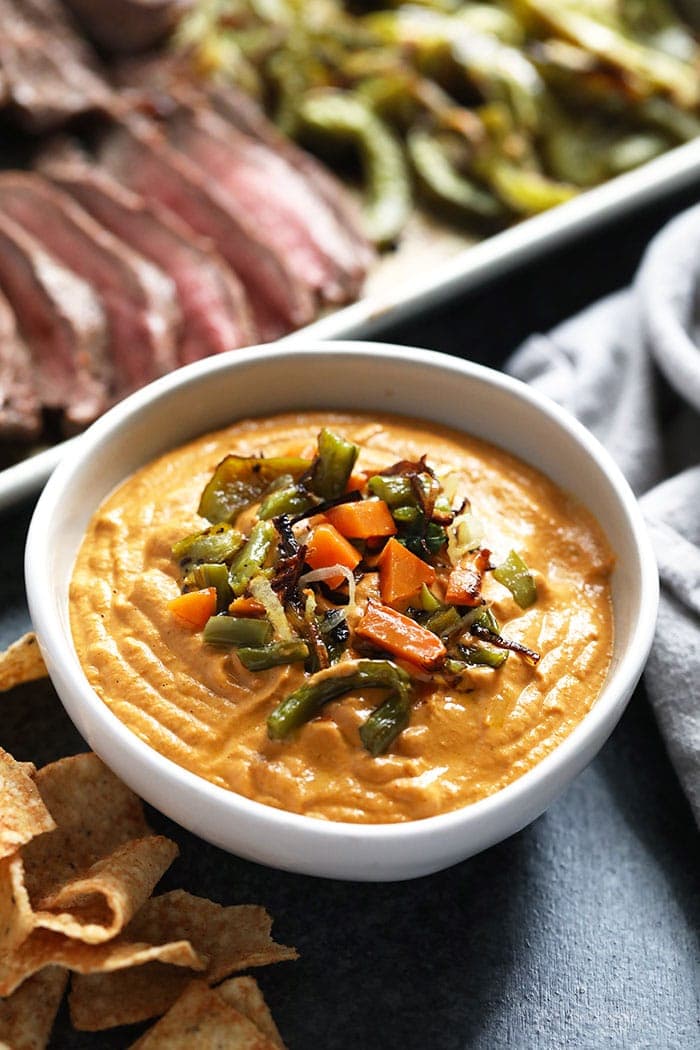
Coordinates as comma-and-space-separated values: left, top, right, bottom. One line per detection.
506, 208, 700, 825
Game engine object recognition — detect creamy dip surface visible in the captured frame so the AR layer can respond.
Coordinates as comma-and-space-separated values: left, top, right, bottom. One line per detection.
70, 412, 614, 824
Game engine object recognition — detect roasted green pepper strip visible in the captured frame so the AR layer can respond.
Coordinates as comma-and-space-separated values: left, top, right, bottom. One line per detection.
186, 563, 233, 613
359, 690, 411, 757
237, 639, 310, 670
198, 454, 311, 524
520, 0, 699, 108
408, 125, 503, 223
368, 474, 415, 507
258, 480, 315, 520
228, 520, 278, 597
425, 606, 462, 637
393, 505, 420, 524
203, 616, 273, 647
493, 550, 537, 609
469, 606, 500, 633
310, 427, 359, 500
483, 159, 578, 215
457, 644, 508, 669
172, 522, 244, 566
419, 583, 442, 613
299, 89, 411, 247
268, 658, 413, 752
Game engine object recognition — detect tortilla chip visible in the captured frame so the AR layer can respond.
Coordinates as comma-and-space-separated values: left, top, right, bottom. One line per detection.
0, 855, 34, 955
33, 835, 178, 944
217, 977, 286, 1049
22, 753, 150, 904
0, 926, 206, 998
0, 634, 47, 693
0, 749, 55, 860
0, 966, 68, 1050
70, 892, 297, 1030
128, 980, 280, 1050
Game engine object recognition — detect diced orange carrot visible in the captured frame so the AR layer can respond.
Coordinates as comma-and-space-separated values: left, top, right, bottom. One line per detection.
377, 537, 436, 605
305, 522, 361, 588
168, 587, 217, 630
227, 596, 266, 617
445, 548, 491, 606
355, 599, 446, 671
325, 499, 397, 539
345, 472, 368, 493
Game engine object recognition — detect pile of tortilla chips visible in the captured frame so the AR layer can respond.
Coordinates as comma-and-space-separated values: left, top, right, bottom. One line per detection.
0, 739, 296, 1048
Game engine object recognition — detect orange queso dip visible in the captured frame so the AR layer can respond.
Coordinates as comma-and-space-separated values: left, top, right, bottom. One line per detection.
70, 412, 614, 824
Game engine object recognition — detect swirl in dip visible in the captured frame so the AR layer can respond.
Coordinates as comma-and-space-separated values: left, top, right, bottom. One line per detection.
70, 411, 614, 824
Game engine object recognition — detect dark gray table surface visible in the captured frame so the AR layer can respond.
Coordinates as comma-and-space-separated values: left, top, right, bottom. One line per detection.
3, 186, 699, 1049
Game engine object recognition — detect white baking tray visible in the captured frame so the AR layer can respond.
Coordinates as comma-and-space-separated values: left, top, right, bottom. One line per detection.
2, 135, 700, 511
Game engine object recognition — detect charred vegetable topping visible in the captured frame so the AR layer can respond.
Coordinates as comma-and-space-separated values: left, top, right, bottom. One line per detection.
170, 427, 544, 754
493, 549, 538, 608
198, 455, 311, 524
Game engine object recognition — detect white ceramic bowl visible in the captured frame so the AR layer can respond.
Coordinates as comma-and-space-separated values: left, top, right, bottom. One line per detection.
25, 341, 658, 881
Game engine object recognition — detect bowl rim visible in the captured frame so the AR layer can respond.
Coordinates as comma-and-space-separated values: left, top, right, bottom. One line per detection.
25, 339, 659, 846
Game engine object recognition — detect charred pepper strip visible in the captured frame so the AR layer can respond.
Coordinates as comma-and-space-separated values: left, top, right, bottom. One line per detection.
309, 428, 360, 500
186, 563, 233, 613
228, 520, 278, 596
299, 89, 411, 248
368, 474, 415, 508
493, 550, 537, 608
258, 481, 314, 520
203, 616, 273, 647
267, 659, 413, 753
359, 688, 412, 757
172, 522, 244, 567
456, 643, 508, 669
407, 126, 503, 223
237, 640, 310, 671
198, 454, 311, 524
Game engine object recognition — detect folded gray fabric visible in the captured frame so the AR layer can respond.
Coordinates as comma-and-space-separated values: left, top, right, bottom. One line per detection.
507, 211, 700, 825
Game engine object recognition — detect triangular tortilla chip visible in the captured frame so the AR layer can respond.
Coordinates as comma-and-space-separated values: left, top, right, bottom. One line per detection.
128, 980, 280, 1050
22, 753, 150, 904
0, 927, 206, 998
0, 855, 34, 955
0, 749, 55, 860
33, 835, 178, 944
0, 966, 67, 1050
70, 892, 297, 1030
0, 634, 47, 693
217, 977, 286, 1049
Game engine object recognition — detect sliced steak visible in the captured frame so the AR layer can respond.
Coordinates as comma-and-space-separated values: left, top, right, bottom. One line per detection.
63, 0, 191, 54
111, 57, 373, 283
0, 286, 42, 440
0, 173, 181, 398
39, 140, 257, 363
98, 114, 315, 336
164, 97, 362, 304
0, 0, 113, 131
205, 82, 374, 277
0, 213, 109, 429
